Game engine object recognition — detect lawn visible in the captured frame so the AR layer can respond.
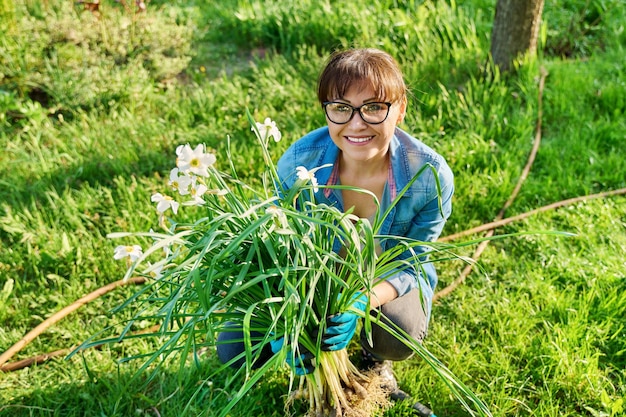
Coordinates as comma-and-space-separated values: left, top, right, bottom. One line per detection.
1, 0, 625, 416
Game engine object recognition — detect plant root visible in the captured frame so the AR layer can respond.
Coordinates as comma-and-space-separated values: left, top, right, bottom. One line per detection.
339, 370, 391, 417
288, 350, 392, 417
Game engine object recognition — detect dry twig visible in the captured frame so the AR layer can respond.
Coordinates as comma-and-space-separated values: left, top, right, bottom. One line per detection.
0, 277, 146, 370
434, 67, 549, 301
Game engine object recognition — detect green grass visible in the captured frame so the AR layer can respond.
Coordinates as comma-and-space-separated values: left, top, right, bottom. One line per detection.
1, 0, 625, 416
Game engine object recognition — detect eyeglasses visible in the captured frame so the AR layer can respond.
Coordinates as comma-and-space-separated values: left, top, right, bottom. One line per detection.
322, 101, 392, 125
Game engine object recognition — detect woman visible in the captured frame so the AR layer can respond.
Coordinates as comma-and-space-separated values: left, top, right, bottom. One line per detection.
219, 48, 453, 409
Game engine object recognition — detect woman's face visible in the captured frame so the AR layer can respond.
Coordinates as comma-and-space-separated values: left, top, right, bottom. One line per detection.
325, 83, 406, 166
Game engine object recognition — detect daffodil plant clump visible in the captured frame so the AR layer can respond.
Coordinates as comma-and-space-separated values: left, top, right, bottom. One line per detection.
99, 113, 490, 417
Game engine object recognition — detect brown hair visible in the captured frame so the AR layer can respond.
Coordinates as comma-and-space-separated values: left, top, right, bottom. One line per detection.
317, 48, 407, 105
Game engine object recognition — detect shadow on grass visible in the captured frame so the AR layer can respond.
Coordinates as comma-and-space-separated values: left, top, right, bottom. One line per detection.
0, 350, 469, 417
0, 355, 293, 417
0, 145, 172, 207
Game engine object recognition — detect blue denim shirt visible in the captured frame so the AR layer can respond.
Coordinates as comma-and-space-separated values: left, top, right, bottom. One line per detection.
276, 126, 454, 307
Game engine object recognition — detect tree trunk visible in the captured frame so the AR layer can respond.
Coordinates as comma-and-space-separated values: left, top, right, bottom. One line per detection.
490, 0, 545, 72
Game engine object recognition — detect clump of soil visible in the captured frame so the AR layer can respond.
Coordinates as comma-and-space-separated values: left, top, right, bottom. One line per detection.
288, 368, 392, 417
339, 370, 392, 417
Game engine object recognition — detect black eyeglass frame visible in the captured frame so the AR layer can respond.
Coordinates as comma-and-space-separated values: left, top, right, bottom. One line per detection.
322, 101, 393, 125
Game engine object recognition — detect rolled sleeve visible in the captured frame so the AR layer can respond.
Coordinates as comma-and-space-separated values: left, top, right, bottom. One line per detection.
383, 263, 434, 299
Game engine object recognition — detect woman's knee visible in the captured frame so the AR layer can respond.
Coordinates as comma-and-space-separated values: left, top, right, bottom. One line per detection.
216, 329, 247, 368
216, 328, 273, 369
360, 289, 430, 360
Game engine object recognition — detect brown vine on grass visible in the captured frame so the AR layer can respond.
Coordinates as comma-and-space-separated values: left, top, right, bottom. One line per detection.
434, 67, 548, 301
0, 277, 146, 371
434, 68, 626, 301
434, 186, 626, 301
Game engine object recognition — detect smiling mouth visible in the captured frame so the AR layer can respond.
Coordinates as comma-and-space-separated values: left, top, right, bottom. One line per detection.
346, 136, 373, 144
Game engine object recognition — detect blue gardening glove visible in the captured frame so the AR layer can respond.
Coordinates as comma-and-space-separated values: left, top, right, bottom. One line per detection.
287, 348, 315, 376
321, 292, 368, 351
269, 336, 284, 355
270, 337, 315, 376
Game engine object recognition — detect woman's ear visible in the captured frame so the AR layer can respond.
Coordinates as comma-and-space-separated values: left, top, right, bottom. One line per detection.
396, 96, 407, 124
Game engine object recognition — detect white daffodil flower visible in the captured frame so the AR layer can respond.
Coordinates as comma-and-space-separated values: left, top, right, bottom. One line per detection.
185, 179, 208, 206
144, 262, 165, 280
266, 205, 292, 234
210, 189, 229, 196
266, 205, 286, 221
254, 117, 282, 142
151, 193, 180, 214
176, 143, 216, 177
169, 167, 192, 195
296, 166, 320, 193
149, 228, 173, 257
113, 245, 143, 261
301, 235, 314, 250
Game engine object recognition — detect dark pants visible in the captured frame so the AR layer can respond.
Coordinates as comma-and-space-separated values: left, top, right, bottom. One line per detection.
360, 288, 430, 361
216, 328, 274, 369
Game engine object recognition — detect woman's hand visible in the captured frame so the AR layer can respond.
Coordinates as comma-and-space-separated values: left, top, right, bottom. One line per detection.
321, 292, 368, 351
270, 337, 315, 375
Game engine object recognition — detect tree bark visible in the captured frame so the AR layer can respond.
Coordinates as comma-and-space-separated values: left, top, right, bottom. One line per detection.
490, 0, 545, 71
